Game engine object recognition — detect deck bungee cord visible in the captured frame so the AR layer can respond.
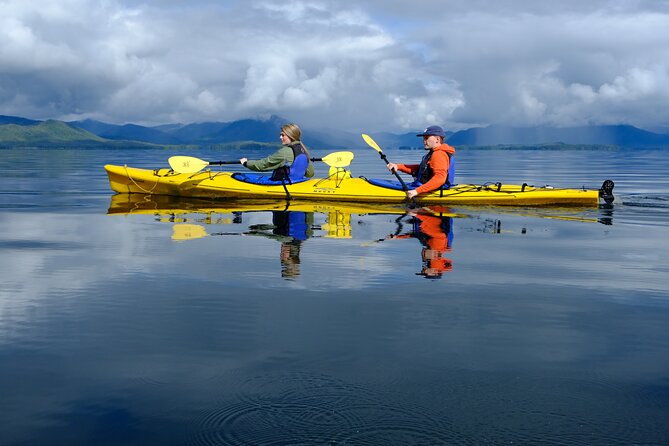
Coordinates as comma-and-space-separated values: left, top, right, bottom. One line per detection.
123, 165, 159, 194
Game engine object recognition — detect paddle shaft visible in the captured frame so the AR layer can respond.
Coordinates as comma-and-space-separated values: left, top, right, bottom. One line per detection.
361, 133, 410, 193
378, 152, 409, 191
210, 157, 327, 165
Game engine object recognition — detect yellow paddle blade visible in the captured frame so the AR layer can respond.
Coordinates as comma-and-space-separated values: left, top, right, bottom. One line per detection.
322, 211, 352, 238
321, 151, 354, 168
171, 224, 208, 241
361, 134, 383, 153
168, 156, 210, 174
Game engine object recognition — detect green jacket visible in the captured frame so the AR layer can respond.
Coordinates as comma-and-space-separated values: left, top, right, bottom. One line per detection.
245, 142, 315, 178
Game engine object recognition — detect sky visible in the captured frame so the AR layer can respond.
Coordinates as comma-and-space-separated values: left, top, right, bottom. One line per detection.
1, 0, 669, 132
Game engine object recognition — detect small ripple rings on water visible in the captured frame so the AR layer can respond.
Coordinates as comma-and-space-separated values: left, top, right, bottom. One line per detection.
189, 370, 463, 445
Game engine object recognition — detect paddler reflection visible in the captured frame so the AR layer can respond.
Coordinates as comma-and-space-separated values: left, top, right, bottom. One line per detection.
247, 211, 314, 280
387, 206, 454, 279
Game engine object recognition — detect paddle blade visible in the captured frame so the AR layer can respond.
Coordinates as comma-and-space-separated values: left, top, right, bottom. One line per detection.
361, 134, 383, 153
169, 156, 210, 174
171, 224, 208, 241
321, 151, 354, 168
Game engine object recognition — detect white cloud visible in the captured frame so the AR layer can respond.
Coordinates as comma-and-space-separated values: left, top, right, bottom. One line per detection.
0, 0, 668, 131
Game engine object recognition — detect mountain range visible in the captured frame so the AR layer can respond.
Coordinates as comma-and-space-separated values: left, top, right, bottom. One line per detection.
1, 114, 668, 149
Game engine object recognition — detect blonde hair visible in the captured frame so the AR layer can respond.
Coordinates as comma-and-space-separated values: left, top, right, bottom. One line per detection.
281, 123, 301, 142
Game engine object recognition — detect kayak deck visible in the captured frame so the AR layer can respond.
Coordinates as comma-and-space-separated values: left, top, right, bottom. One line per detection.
104, 164, 608, 206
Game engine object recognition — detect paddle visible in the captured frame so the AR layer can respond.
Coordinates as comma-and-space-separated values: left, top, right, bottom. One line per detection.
312, 151, 354, 168
168, 151, 354, 174
171, 223, 246, 241
361, 133, 409, 191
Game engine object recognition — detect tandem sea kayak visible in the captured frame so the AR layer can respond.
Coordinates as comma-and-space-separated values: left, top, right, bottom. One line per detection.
104, 163, 614, 207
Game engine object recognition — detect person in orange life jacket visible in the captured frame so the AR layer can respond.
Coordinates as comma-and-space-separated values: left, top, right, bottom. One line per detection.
386, 125, 455, 200
239, 123, 315, 180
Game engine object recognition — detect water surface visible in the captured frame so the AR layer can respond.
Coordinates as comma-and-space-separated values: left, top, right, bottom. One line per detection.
1, 147, 668, 445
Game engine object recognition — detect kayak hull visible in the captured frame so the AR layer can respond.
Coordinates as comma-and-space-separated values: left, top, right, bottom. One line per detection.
105, 164, 602, 206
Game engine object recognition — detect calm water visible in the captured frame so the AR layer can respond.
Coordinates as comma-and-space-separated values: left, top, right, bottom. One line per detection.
1, 147, 668, 445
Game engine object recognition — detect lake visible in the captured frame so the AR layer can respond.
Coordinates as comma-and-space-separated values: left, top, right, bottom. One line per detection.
1, 146, 668, 445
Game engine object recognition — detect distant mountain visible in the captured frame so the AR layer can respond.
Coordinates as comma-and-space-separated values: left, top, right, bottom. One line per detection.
373, 131, 454, 149
447, 124, 669, 147
69, 118, 120, 135
0, 115, 41, 126
99, 123, 184, 144
210, 116, 288, 142
0, 120, 104, 143
69, 119, 184, 144
166, 122, 230, 142
0, 119, 158, 148
303, 129, 455, 150
167, 116, 341, 149
2, 114, 669, 149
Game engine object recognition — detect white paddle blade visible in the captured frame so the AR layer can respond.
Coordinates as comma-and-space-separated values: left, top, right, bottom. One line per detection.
168, 156, 210, 174
321, 151, 354, 168
361, 134, 383, 153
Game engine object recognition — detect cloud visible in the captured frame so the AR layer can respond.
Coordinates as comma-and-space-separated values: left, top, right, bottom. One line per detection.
1, 0, 668, 131
418, 7, 669, 128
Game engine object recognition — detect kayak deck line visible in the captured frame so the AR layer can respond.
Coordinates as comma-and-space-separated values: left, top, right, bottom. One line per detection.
104, 164, 612, 207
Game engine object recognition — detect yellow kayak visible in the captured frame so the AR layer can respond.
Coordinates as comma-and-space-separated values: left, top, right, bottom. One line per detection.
104, 164, 612, 206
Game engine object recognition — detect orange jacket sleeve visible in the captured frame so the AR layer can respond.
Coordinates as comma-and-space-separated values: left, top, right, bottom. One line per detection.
396, 164, 419, 175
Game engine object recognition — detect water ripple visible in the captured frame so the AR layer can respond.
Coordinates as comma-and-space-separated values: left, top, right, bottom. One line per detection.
188, 370, 462, 445
622, 194, 669, 208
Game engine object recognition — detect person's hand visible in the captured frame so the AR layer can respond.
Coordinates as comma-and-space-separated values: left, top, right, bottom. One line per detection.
240, 157, 248, 165
406, 189, 418, 199
387, 163, 398, 172
422, 248, 439, 260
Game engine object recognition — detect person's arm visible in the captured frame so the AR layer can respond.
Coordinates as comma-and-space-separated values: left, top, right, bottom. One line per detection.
414, 152, 449, 194
396, 164, 419, 175
304, 158, 315, 178
244, 146, 293, 172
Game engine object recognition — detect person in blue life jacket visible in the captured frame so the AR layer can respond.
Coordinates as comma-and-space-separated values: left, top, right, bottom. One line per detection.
239, 123, 315, 181
386, 125, 456, 199
247, 210, 313, 279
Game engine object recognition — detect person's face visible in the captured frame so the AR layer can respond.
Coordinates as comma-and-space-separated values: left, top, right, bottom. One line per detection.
423, 135, 440, 149
279, 131, 291, 144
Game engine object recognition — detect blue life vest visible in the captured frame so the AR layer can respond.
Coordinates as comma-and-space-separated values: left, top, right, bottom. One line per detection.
232, 142, 310, 185
273, 211, 309, 241
270, 142, 309, 181
363, 150, 455, 191
415, 151, 455, 188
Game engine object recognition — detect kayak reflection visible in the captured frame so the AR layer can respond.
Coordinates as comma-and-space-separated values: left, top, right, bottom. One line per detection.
167, 210, 316, 280
107, 194, 417, 280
